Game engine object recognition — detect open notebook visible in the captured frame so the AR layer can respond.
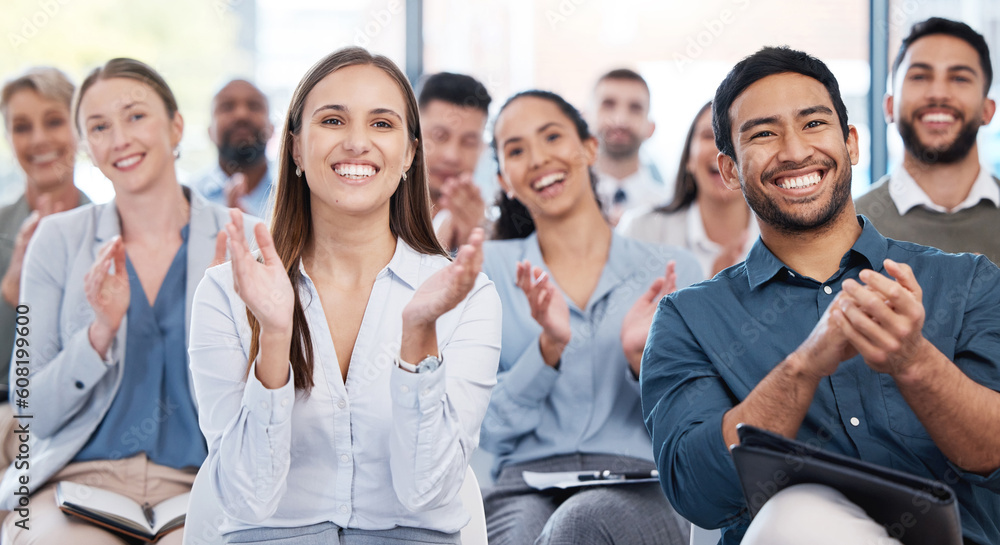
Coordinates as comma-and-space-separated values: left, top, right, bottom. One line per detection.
56, 481, 189, 542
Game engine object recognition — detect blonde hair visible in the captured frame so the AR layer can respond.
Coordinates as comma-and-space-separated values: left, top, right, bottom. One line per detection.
1, 66, 75, 124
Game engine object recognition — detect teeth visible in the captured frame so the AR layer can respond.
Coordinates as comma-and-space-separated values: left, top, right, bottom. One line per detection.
335, 163, 376, 179
115, 155, 141, 168
533, 172, 565, 190
31, 151, 60, 164
922, 112, 955, 123
777, 171, 822, 189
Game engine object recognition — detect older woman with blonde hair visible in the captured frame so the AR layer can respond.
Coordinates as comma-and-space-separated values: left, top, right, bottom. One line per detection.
0, 67, 91, 401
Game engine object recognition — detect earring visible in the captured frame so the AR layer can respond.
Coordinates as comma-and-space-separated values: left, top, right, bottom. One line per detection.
295, 166, 302, 177
402, 171, 407, 181
172, 148, 180, 159
506, 191, 515, 200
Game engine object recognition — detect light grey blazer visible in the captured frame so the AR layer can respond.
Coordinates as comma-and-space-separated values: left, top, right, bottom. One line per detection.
0, 187, 259, 509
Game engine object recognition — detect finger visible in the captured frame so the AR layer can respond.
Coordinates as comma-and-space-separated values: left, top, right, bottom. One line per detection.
882, 259, 922, 300
832, 305, 888, 365
841, 279, 912, 338
255, 222, 282, 268
662, 261, 677, 295
854, 270, 922, 323
111, 238, 127, 279
837, 296, 901, 357
642, 277, 665, 304
212, 230, 228, 266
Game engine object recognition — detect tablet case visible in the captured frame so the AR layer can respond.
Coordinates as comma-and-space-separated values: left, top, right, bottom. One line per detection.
730, 424, 962, 545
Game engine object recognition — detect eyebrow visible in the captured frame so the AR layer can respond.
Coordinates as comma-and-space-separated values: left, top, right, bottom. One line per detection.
738, 105, 834, 133
313, 104, 404, 123
85, 101, 145, 122
500, 121, 563, 148
906, 62, 979, 76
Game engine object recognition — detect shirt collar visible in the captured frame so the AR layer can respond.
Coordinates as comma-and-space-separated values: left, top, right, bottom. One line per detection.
889, 164, 1000, 214
518, 231, 632, 312
685, 203, 716, 253
745, 216, 887, 289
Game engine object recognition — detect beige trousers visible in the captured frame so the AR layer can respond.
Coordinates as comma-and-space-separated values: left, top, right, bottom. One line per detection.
1, 452, 196, 545
742, 483, 905, 545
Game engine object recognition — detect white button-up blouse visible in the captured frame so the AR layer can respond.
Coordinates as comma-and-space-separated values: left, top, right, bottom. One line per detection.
188, 239, 502, 535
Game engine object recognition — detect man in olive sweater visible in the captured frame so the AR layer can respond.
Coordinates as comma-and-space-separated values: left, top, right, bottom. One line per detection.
856, 17, 1000, 265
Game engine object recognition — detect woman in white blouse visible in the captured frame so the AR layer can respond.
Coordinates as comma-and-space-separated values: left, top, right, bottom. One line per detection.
188, 47, 502, 544
619, 102, 757, 278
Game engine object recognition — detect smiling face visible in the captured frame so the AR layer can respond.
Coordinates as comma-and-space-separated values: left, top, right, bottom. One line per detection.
592, 78, 653, 160
720, 72, 859, 234
687, 107, 736, 204
420, 99, 486, 201
78, 77, 183, 196
292, 64, 415, 221
494, 96, 598, 221
889, 34, 995, 164
5, 89, 77, 191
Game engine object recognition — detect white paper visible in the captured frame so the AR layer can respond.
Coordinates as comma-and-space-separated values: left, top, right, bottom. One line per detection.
522, 471, 659, 490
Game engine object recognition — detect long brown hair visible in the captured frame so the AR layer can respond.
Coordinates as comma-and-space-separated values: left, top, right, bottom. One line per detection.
247, 47, 446, 391
658, 101, 712, 214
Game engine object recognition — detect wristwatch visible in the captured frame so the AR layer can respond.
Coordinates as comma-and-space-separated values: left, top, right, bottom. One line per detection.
395, 354, 442, 374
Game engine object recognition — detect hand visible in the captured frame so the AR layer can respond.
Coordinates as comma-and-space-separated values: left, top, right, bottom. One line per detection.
224, 172, 249, 213
710, 229, 750, 277
1, 195, 69, 306
621, 261, 677, 376
439, 174, 487, 249
85, 236, 130, 358
833, 259, 930, 377
226, 209, 294, 334
516, 259, 570, 367
789, 291, 858, 380
402, 228, 485, 328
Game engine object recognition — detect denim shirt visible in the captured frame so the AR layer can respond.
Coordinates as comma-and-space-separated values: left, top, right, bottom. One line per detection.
641, 216, 1000, 545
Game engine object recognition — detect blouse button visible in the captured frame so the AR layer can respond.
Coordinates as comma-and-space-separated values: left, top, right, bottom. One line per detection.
850, 417, 860, 427
340, 505, 349, 514
400, 385, 410, 394
823, 285, 833, 295
337, 399, 347, 409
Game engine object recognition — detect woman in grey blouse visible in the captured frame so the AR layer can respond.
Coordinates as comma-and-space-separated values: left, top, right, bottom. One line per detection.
480, 90, 698, 545
618, 102, 757, 278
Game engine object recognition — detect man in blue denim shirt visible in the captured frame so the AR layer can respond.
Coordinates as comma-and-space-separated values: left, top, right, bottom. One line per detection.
641, 46, 1000, 545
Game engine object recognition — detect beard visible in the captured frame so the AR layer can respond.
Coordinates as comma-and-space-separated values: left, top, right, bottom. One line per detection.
741, 157, 853, 234
218, 120, 268, 169
598, 128, 642, 160
898, 111, 980, 165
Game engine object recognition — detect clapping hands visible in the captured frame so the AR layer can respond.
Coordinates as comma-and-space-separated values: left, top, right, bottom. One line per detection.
515, 260, 571, 368
621, 261, 677, 377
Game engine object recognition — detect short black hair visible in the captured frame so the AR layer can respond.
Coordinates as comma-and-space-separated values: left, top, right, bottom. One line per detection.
417, 72, 491, 115
712, 46, 849, 160
595, 68, 650, 95
892, 17, 992, 94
